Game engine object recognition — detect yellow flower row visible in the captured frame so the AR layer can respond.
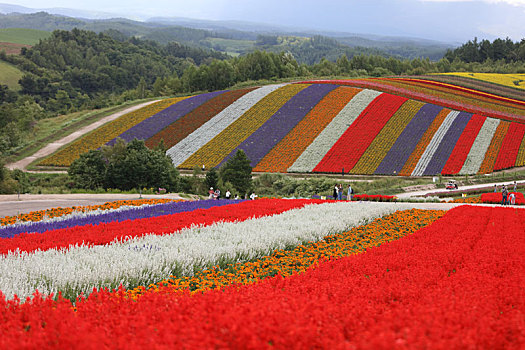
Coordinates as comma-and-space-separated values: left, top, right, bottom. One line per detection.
477, 120, 510, 174
350, 100, 424, 174
439, 72, 525, 90
180, 84, 309, 169
38, 98, 186, 167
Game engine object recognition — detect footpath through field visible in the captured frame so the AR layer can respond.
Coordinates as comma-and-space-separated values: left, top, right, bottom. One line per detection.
395, 178, 525, 198
0, 193, 191, 217
0, 193, 521, 218
6, 100, 160, 171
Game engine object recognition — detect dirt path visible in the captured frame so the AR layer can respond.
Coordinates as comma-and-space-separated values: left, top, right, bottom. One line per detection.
6, 100, 160, 171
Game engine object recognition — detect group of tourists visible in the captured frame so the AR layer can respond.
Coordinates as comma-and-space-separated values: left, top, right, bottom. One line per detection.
494, 181, 518, 205
333, 184, 353, 201
208, 187, 235, 200
208, 187, 257, 201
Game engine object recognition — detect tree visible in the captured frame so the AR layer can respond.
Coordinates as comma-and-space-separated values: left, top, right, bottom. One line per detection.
219, 150, 253, 196
0, 159, 5, 182
205, 167, 219, 190
103, 139, 179, 192
136, 77, 147, 99
68, 149, 106, 190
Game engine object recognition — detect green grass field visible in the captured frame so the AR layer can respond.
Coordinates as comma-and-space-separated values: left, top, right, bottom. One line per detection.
0, 60, 23, 89
202, 37, 255, 56
0, 28, 51, 45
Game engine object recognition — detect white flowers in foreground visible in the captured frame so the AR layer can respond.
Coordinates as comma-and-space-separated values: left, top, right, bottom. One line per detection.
288, 89, 381, 173
0, 201, 402, 300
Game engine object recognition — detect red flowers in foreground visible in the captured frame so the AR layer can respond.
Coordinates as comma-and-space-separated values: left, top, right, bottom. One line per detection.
0, 205, 523, 348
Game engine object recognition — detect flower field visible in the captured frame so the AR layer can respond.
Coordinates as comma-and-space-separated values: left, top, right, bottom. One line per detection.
0, 198, 405, 300
438, 72, 525, 90
38, 78, 525, 175
38, 97, 186, 167
0, 199, 524, 348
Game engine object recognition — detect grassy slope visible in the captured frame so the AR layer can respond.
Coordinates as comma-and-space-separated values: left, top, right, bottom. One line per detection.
8, 99, 159, 166
0, 60, 23, 89
0, 28, 51, 45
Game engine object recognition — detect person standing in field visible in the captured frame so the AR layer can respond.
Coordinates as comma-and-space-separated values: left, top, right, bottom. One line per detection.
494, 184, 497, 193
333, 185, 338, 200
225, 189, 231, 200
347, 184, 353, 201
338, 184, 343, 200
501, 185, 508, 206
509, 192, 516, 205
514, 181, 517, 192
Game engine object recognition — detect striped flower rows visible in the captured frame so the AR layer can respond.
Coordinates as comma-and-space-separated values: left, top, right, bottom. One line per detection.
39, 81, 525, 175
459, 118, 501, 175
288, 89, 382, 173
39, 98, 185, 167
1, 204, 523, 348
166, 84, 286, 167
350, 100, 424, 174
253, 86, 362, 172
0, 199, 398, 300
179, 83, 308, 169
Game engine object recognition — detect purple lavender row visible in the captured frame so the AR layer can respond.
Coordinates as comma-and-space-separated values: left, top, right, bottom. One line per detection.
218, 84, 338, 168
106, 90, 226, 146
423, 112, 472, 175
0, 200, 245, 239
374, 104, 443, 175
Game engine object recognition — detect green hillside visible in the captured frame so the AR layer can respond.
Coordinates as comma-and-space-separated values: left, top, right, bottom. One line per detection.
0, 60, 23, 89
0, 28, 51, 45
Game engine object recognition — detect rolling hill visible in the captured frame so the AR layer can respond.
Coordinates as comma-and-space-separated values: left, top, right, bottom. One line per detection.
0, 28, 51, 45
0, 59, 23, 89
38, 77, 525, 176
0, 10, 451, 62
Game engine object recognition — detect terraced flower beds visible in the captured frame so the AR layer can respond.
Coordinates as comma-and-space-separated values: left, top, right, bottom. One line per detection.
437, 72, 525, 90
412, 74, 525, 101
38, 79, 525, 175
38, 97, 186, 167
0, 200, 523, 348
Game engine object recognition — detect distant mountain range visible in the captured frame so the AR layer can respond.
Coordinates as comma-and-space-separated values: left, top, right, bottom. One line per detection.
0, 3, 454, 61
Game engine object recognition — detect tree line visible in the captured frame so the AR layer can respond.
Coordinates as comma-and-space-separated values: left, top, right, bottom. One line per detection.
444, 37, 525, 63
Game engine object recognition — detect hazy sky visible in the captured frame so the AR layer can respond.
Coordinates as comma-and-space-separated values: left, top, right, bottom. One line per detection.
3, 0, 525, 42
